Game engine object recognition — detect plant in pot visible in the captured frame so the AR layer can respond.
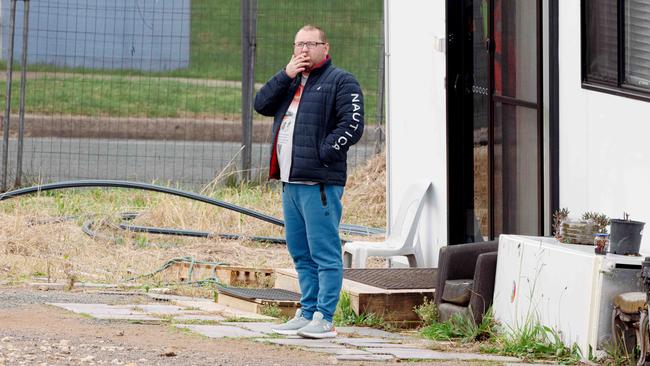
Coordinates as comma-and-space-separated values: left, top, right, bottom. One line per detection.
552, 208, 610, 245
582, 211, 610, 234
553, 208, 570, 241
609, 212, 646, 255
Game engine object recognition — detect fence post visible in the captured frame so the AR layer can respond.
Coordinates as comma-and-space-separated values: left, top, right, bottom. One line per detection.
240, 0, 257, 181
15, 0, 30, 187
2, 0, 18, 192
374, 13, 385, 155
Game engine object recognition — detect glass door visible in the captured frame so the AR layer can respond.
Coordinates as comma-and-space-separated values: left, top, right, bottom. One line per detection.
447, 0, 542, 243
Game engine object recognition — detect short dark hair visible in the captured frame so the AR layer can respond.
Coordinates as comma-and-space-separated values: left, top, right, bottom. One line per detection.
298, 25, 328, 43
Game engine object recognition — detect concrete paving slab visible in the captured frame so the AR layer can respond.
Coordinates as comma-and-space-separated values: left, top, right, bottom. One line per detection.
334, 337, 402, 346
307, 347, 372, 355
222, 322, 276, 334
335, 354, 394, 362
135, 304, 192, 315
341, 342, 420, 348
367, 347, 520, 362
336, 326, 407, 339
257, 338, 344, 348
146, 293, 206, 302
48, 303, 159, 321
172, 314, 226, 322
172, 300, 274, 320
89, 313, 160, 321
175, 324, 266, 338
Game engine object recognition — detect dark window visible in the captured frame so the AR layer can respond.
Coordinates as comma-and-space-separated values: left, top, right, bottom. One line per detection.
582, 0, 650, 98
625, 0, 650, 90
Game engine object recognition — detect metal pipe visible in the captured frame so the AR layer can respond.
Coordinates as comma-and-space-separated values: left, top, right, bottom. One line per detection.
15, 0, 30, 187
2, 0, 18, 192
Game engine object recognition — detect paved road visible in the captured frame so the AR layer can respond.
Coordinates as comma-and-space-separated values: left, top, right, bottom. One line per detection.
2, 137, 375, 188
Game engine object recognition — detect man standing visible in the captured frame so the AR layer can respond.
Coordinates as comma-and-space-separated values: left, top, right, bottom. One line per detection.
254, 25, 364, 339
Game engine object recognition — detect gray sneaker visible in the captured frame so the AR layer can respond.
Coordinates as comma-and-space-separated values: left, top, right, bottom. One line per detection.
296, 311, 337, 339
271, 308, 310, 335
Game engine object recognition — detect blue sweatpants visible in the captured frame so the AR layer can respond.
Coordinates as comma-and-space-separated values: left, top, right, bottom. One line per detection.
282, 183, 344, 322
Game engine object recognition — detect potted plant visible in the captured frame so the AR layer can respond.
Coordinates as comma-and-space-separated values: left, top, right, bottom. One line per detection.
609, 212, 646, 255
553, 209, 610, 245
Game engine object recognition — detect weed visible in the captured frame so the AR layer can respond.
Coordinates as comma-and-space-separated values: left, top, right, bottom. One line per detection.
483, 319, 581, 364
601, 339, 637, 365
222, 317, 268, 323
133, 234, 149, 249
420, 309, 580, 364
157, 314, 174, 323
169, 318, 221, 326
63, 256, 77, 291
172, 325, 193, 333
421, 308, 496, 343
413, 296, 438, 326
259, 303, 286, 320
333, 292, 390, 330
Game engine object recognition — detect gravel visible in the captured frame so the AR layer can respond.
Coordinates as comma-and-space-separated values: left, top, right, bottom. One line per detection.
0, 333, 192, 366
0, 286, 339, 366
0, 287, 150, 309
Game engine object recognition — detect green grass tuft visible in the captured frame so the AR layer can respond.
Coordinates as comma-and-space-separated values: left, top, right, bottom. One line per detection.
259, 303, 287, 321
333, 291, 388, 329
481, 318, 582, 364
413, 296, 438, 326
421, 308, 496, 343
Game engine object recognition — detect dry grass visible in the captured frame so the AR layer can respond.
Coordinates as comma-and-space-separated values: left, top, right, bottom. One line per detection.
0, 153, 387, 286
342, 151, 386, 228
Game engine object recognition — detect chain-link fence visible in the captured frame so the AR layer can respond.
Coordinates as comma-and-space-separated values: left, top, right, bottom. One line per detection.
0, 0, 384, 191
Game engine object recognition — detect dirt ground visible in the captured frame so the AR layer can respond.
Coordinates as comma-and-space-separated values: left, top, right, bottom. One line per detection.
0, 286, 493, 366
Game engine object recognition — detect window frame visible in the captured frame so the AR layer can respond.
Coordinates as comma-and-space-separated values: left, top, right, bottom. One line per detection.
581, 0, 650, 102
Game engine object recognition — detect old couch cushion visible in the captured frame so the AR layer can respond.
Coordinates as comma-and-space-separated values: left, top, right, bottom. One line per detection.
437, 302, 471, 323
441, 279, 474, 306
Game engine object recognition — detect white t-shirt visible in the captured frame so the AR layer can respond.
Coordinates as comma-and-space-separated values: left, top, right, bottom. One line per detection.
277, 74, 315, 183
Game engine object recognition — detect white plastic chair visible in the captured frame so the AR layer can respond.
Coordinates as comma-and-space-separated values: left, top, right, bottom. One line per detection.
342, 181, 433, 268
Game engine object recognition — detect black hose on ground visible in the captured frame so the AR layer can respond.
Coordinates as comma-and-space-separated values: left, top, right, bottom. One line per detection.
0, 180, 284, 226
118, 223, 287, 245
0, 179, 384, 238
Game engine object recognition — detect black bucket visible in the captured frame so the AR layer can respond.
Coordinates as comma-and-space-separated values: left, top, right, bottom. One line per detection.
610, 219, 645, 255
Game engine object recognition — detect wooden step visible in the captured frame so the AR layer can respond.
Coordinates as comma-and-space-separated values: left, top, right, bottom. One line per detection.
275, 268, 436, 327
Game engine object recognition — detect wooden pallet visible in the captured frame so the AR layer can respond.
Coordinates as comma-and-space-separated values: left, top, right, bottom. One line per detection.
166, 262, 274, 287
216, 292, 300, 318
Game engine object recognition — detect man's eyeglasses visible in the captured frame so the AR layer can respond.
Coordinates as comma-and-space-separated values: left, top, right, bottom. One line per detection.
294, 41, 326, 49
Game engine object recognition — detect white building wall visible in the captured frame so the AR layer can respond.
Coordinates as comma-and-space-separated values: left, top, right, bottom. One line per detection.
385, 0, 447, 266
559, 1, 650, 252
